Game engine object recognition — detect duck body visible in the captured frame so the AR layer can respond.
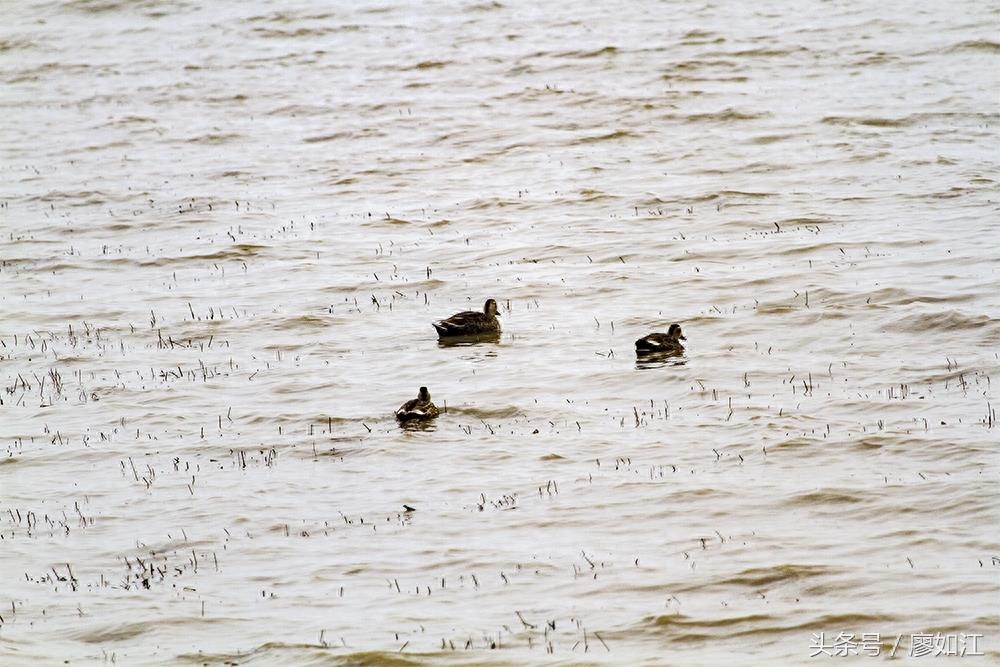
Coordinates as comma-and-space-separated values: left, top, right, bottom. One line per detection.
395, 386, 440, 422
635, 323, 686, 354
433, 298, 501, 338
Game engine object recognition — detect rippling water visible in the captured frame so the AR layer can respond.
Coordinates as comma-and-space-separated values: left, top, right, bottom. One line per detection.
2, 1, 999, 664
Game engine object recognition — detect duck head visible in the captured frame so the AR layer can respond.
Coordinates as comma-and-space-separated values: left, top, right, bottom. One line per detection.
484, 299, 499, 316
669, 323, 686, 341
418, 386, 431, 401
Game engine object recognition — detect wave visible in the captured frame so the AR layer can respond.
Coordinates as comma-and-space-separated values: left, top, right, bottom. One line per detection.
893, 310, 996, 333
822, 115, 912, 128
405, 60, 452, 70
449, 405, 524, 419
575, 129, 640, 143
712, 564, 835, 588
646, 611, 891, 638
822, 111, 1000, 128
946, 40, 1000, 53
787, 489, 867, 506
555, 46, 619, 59
681, 109, 770, 123
186, 132, 243, 145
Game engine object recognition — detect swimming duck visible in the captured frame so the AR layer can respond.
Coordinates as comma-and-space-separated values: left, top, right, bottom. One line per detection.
432, 298, 501, 338
395, 386, 440, 422
635, 323, 686, 354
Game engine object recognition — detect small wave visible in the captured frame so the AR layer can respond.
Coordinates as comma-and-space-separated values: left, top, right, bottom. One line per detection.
683, 108, 769, 123
245, 413, 355, 426
506, 63, 535, 76
647, 611, 890, 638
467, 1, 505, 11
77, 620, 152, 643
575, 129, 638, 143
450, 406, 524, 419
749, 133, 794, 144
406, 60, 451, 70
924, 186, 974, 199
679, 30, 724, 44
179, 644, 422, 667
863, 287, 977, 308
245, 11, 335, 24
670, 58, 739, 71
370, 216, 413, 224
728, 47, 807, 57
722, 612, 897, 639
104, 115, 157, 127
466, 195, 523, 209
65, 0, 125, 13
267, 104, 331, 117
7, 62, 93, 84
27, 189, 110, 205
788, 489, 866, 506
777, 216, 835, 226
852, 52, 898, 66
187, 132, 242, 145
556, 45, 619, 58
717, 189, 774, 199
947, 40, 1000, 53
180, 243, 267, 262
273, 314, 329, 329
647, 613, 777, 642
251, 27, 340, 39
713, 564, 834, 588
663, 74, 749, 82
650, 612, 774, 629
303, 132, 353, 143
577, 188, 614, 202
0, 37, 38, 52
638, 190, 774, 207
894, 310, 995, 333
821, 115, 912, 128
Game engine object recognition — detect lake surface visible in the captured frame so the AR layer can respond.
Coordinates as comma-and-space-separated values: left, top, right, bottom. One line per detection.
1, 1, 998, 664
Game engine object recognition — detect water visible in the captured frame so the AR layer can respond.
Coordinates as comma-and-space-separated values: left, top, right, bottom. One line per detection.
1, 1, 998, 664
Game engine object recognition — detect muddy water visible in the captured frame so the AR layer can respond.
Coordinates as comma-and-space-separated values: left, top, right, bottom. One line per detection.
1, 1, 999, 664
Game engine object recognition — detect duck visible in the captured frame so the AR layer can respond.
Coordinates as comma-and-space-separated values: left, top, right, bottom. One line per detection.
432, 298, 501, 338
635, 323, 686, 354
395, 386, 440, 422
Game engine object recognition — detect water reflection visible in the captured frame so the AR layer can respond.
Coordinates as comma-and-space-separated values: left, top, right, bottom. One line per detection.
635, 350, 687, 370
398, 419, 438, 433
436, 333, 502, 348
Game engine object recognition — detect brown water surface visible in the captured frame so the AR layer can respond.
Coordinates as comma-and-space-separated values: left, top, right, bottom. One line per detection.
1, 1, 998, 664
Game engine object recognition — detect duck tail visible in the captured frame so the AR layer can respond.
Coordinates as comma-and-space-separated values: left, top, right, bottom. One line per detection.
635, 338, 658, 351
397, 407, 431, 421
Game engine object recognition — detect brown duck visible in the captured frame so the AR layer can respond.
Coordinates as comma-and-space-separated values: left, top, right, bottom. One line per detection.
635, 323, 686, 354
432, 298, 501, 338
395, 386, 440, 422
